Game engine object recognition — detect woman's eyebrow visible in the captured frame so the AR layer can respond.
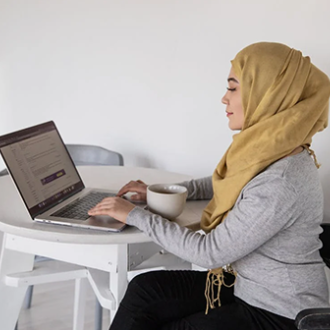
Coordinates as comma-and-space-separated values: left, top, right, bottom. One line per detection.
227, 77, 239, 83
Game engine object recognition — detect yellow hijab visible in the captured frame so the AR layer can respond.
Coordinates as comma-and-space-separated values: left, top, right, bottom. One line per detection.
201, 42, 330, 232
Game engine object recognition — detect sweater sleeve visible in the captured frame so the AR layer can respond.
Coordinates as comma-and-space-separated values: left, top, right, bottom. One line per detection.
177, 176, 213, 200
126, 174, 298, 269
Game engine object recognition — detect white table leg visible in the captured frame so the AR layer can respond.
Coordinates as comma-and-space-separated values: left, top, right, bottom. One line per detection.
109, 244, 128, 322
0, 233, 35, 330
73, 277, 88, 330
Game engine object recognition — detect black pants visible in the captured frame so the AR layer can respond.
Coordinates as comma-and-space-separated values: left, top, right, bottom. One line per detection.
110, 270, 297, 330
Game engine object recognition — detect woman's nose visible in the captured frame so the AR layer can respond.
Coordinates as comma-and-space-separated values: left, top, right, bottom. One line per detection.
221, 93, 228, 105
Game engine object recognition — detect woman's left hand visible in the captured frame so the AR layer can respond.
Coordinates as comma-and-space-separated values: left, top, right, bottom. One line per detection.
88, 197, 135, 223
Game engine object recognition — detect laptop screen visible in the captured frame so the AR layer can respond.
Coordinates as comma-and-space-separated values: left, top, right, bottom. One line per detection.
0, 121, 84, 218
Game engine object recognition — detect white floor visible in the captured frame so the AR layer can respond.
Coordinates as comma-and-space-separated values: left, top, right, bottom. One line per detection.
17, 279, 110, 330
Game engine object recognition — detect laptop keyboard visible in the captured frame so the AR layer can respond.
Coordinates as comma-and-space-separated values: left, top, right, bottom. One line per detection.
51, 191, 116, 220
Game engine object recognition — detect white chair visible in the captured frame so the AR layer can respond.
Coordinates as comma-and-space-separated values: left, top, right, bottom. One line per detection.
66, 144, 124, 167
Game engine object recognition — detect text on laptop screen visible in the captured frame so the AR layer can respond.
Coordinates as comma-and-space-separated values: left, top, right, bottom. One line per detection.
0, 122, 84, 217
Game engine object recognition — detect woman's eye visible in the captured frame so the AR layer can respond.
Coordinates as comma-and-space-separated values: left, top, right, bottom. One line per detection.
227, 88, 236, 92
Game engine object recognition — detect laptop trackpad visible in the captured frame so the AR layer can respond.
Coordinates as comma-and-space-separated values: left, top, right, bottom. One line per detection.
82, 215, 126, 231
87, 215, 120, 224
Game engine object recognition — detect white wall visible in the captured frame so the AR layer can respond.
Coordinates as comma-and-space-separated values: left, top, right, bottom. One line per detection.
1, 0, 330, 217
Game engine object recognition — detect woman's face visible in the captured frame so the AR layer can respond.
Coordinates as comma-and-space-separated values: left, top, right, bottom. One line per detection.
221, 67, 244, 130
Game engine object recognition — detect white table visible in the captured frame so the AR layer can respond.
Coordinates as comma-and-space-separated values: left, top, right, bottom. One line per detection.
0, 166, 208, 330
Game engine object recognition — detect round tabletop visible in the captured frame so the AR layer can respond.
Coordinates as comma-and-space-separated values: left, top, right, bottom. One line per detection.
0, 166, 196, 244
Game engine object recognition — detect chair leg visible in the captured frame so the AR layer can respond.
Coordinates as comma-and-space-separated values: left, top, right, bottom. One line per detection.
95, 299, 103, 330
23, 286, 34, 309
73, 278, 88, 330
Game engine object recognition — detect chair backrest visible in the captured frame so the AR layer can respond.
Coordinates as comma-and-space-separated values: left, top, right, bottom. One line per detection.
320, 224, 330, 268
0, 144, 124, 175
66, 144, 124, 166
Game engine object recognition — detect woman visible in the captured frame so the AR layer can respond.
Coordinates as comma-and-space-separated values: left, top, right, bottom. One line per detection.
88, 42, 330, 330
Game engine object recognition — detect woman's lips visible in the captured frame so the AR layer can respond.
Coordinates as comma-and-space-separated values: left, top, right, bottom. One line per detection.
226, 112, 233, 117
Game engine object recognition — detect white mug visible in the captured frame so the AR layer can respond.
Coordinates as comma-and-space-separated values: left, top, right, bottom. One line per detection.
147, 184, 188, 220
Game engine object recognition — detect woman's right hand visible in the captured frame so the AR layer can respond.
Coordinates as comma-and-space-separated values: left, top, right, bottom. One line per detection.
117, 180, 148, 202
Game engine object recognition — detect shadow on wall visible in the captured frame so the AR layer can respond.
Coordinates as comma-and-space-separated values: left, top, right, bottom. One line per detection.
132, 154, 157, 169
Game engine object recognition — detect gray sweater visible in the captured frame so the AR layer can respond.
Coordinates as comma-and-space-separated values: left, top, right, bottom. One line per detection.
126, 150, 329, 319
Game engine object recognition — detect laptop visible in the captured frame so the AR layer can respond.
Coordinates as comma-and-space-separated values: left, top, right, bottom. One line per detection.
0, 121, 134, 232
